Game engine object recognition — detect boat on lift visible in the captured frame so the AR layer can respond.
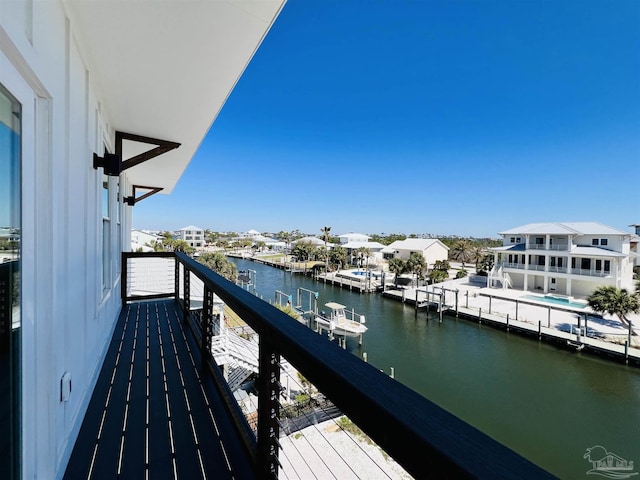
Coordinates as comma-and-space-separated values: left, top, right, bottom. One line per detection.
314, 302, 367, 337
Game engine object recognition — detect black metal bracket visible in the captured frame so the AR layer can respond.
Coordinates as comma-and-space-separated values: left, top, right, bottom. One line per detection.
123, 185, 164, 206
93, 152, 122, 176
116, 131, 181, 172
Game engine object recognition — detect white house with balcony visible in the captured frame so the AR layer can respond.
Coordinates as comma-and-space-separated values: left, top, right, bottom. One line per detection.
176, 225, 205, 248
488, 222, 635, 297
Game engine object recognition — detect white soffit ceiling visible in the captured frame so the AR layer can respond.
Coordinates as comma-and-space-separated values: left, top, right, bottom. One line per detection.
65, 0, 286, 193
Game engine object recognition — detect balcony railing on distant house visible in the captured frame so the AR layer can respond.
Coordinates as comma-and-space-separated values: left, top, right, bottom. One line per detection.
526, 243, 569, 251
502, 262, 525, 270
498, 261, 610, 278
120, 252, 555, 479
547, 265, 568, 274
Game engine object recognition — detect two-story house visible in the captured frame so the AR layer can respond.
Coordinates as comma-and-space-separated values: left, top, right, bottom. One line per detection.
176, 225, 205, 248
489, 222, 634, 297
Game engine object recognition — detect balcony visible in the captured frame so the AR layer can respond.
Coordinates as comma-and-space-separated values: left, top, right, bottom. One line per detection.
571, 268, 611, 278
547, 266, 568, 274
502, 262, 525, 270
526, 244, 569, 251
65, 252, 553, 479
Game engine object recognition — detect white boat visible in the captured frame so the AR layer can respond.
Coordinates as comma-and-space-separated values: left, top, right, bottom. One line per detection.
314, 302, 367, 337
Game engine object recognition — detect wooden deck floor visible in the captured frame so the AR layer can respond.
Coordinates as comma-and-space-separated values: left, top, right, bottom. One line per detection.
65, 300, 255, 479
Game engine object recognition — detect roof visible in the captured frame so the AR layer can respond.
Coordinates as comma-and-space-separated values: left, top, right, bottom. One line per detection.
386, 238, 450, 252
325, 302, 346, 310
293, 236, 328, 246
179, 225, 204, 232
66, 1, 286, 193
488, 244, 526, 252
499, 222, 630, 236
571, 246, 626, 258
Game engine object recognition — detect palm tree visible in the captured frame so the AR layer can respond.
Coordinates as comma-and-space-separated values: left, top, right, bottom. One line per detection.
197, 252, 237, 282
321, 226, 331, 273
450, 240, 473, 267
388, 258, 406, 287
407, 252, 427, 287
471, 246, 485, 271
587, 286, 640, 331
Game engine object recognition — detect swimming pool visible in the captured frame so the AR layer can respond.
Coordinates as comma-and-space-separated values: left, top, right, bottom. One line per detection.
349, 271, 381, 279
522, 294, 588, 309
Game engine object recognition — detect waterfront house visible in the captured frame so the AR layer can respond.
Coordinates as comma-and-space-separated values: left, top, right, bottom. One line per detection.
381, 238, 450, 268
0, 2, 285, 477
488, 222, 635, 297
338, 232, 371, 244
176, 225, 205, 248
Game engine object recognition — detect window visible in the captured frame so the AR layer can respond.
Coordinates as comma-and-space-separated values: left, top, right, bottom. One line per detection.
596, 259, 602, 271
604, 260, 610, 272
0, 82, 22, 478
535, 237, 544, 245
581, 258, 591, 270
510, 237, 515, 243
600, 239, 608, 246
571, 258, 576, 269
592, 239, 599, 246
516, 237, 521, 243
102, 170, 111, 292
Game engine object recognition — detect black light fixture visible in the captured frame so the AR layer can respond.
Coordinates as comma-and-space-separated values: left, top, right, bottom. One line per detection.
93, 152, 122, 176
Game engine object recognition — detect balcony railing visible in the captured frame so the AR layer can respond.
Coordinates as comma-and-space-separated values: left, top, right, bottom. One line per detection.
547, 265, 568, 274
526, 244, 569, 251
528, 264, 547, 272
571, 268, 610, 278
121, 252, 554, 479
502, 262, 525, 270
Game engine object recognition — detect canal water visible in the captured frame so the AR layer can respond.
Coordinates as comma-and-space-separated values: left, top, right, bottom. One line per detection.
231, 258, 640, 479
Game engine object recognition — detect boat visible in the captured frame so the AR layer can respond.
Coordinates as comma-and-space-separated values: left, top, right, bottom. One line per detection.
314, 302, 367, 337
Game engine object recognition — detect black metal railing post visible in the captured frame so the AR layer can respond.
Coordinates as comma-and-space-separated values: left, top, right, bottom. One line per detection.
202, 286, 214, 372
183, 266, 190, 324
257, 336, 280, 478
121, 253, 128, 302
174, 257, 180, 302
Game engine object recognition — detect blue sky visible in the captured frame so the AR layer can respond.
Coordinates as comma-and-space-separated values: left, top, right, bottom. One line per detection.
134, 0, 640, 238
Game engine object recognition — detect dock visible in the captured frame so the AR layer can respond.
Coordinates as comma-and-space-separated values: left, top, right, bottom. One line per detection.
315, 272, 379, 293
382, 287, 640, 367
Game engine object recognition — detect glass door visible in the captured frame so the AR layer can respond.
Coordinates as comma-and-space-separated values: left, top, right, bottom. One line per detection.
0, 82, 21, 480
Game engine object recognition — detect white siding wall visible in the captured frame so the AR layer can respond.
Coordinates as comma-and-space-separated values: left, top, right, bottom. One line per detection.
1, 4, 131, 478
